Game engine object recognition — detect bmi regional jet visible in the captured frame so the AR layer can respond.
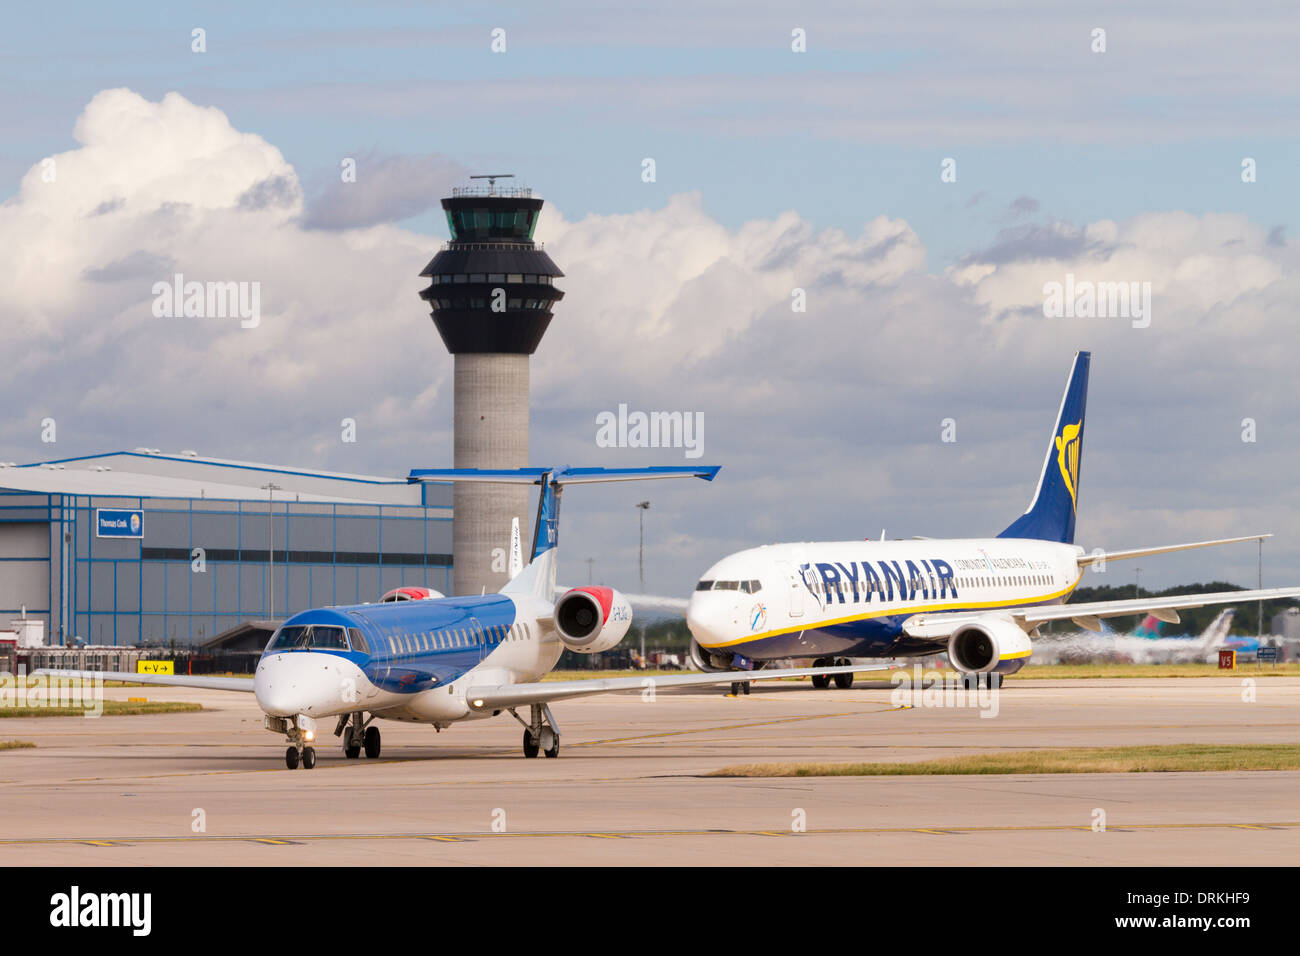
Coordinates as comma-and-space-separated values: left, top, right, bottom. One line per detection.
687, 352, 1300, 684
42, 466, 873, 769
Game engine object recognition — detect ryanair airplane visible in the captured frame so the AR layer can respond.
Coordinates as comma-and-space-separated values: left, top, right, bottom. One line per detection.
688, 352, 1300, 687
42, 466, 872, 769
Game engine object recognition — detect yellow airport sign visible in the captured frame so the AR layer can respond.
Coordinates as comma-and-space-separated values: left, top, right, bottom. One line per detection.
137, 660, 174, 675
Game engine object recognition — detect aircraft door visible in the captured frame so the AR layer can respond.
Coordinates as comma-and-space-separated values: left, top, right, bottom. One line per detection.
470, 616, 489, 662
776, 561, 804, 618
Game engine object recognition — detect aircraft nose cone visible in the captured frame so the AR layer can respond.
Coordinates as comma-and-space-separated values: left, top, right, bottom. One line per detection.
254, 652, 352, 717
687, 595, 727, 648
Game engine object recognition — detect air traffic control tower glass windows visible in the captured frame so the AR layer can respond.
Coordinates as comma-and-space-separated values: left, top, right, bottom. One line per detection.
445, 207, 538, 241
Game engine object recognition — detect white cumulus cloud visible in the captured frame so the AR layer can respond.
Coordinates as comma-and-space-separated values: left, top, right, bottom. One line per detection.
1, 88, 1296, 597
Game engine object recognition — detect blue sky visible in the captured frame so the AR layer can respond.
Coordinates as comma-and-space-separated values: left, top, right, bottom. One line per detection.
5, 2, 1297, 266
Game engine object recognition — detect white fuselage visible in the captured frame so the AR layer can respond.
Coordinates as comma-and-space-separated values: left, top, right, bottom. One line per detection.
687, 538, 1084, 663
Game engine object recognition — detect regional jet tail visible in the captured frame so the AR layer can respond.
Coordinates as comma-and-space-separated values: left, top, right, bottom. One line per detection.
38, 465, 888, 770
687, 351, 1300, 683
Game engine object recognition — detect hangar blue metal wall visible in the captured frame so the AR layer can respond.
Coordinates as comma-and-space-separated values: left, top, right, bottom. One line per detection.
0, 491, 453, 646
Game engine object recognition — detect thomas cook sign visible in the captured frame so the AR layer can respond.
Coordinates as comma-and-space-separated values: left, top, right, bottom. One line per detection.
96, 509, 143, 539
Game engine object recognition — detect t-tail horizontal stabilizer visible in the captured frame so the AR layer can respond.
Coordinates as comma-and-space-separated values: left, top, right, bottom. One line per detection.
407, 466, 720, 597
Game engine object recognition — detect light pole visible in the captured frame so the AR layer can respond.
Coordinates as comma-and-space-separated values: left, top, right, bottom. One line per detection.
636, 501, 650, 665
585, 557, 595, 585
1134, 567, 1141, 601
1258, 537, 1264, 642
262, 483, 280, 620
636, 501, 650, 594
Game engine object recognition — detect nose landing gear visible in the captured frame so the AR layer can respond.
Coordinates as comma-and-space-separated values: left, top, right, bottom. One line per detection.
266, 714, 322, 770
282, 741, 317, 770
511, 703, 561, 758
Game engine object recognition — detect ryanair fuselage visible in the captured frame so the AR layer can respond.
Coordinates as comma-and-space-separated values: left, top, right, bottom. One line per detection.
688, 538, 1082, 670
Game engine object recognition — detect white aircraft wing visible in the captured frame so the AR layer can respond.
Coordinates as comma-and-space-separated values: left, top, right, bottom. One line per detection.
1017, 586, 1300, 625
1076, 534, 1269, 567
32, 669, 256, 692
623, 593, 689, 613
904, 586, 1300, 639
464, 662, 895, 710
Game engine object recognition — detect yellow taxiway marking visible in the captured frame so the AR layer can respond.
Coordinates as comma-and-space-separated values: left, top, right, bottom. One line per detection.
2, 821, 1297, 848
568, 709, 890, 749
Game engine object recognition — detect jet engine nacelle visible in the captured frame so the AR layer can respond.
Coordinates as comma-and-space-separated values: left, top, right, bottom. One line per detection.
688, 639, 728, 672
946, 617, 1033, 674
381, 586, 445, 603
554, 586, 632, 654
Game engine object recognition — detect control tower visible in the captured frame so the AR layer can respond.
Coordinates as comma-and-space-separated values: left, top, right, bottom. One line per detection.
419, 175, 564, 595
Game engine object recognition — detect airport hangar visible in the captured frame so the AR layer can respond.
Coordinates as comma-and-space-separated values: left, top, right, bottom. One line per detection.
0, 450, 453, 653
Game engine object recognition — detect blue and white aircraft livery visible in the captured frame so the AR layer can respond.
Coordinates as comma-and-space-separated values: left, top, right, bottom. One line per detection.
687, 352, 1300, 686
42, 466, 874, 769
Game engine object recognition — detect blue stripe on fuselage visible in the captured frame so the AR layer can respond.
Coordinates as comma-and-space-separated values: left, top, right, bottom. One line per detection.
733, 593, 1069, 661
261, 596, 519, 694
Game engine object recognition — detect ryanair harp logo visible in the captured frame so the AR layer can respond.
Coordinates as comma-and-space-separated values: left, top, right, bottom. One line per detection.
1055, 420, 1082, 510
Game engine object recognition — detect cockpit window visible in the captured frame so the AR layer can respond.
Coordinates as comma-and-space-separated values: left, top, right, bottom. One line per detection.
348, 628, 369, 653
701, 579, 763, 594
266, 625, 350, 652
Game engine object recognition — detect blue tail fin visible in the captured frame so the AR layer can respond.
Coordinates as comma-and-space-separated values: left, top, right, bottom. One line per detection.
998, 351, 1090, 544
529, 470, 560, 561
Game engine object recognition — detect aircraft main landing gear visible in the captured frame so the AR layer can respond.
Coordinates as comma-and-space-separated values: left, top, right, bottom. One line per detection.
336, 712, 375, 759
511, 703, 560, 759
811, 658, 854, 689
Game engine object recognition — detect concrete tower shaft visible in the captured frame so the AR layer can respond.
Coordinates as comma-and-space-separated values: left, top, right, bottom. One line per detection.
451, 355, 530, 595
419, 180, 563, 596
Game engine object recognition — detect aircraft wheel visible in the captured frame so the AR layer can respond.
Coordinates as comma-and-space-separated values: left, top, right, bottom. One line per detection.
742, 681, 752, 695
302, 747, 317, 770
285, 747, 300, 770
833, 671, 854, 690
541, 727, 560, 758
344, 743, 360, 759
523, 728, 540, 758
364, 726, 382, 759
811, 673, 829, 689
